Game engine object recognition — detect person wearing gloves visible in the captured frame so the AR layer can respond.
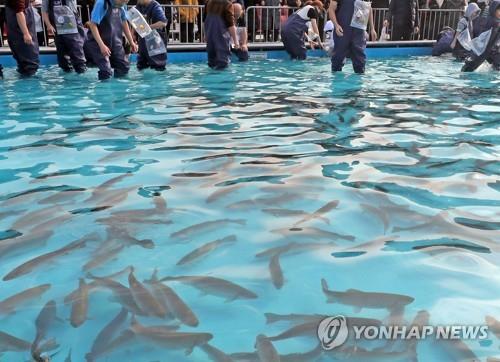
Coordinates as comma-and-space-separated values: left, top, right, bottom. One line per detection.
84, 0, 138, 80
232, 2, 249, 61
281, 0, 324, 60
463, 0, 499, 71
328, 0, 377, 73
204, 0, 239, 69
135, 0, 168, 70
5, 0, 40, 76
451, 2, 481, 60
41, 0, 87, 73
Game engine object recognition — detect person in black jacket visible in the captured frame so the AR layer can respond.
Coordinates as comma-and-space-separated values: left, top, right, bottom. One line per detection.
384, 0, 420, 40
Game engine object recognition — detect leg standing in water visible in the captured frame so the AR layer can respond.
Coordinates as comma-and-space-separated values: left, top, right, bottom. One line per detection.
232, 2, 249, 61
5, 0, 40, 76
135, 0, 168, 71
41, 0, 87, 73
281, 1, 323, 60
204, 0, 239, 69
84, 0, 138, 80
329, 0, 377, 73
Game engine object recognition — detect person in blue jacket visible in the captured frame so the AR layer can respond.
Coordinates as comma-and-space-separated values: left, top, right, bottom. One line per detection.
473, 0, 490, 37
135, 0, 168, 70
463, 0, 499, 71
84, 0, 138, 79
281, 0, 324, 60
5, 0, 40, 76
204, 0, 239, 70
41, 0, 87, 73
328, 0, 377, 74
431, 26, 454, 56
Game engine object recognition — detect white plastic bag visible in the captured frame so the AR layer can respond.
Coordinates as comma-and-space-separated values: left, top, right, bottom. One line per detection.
127, 7, 152, 38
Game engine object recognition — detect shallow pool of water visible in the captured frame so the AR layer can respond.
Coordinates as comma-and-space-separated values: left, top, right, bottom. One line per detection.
0, 57, 499, 361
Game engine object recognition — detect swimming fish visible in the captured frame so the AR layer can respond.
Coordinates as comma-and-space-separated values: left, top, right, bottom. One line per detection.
321, 279, 414, 312
0, 229, 54, 260
294, 200, 339, 227
31, 300, 58, 358
255, 334, 280, 362
159, 275, 258, 302
11, 205, 63, 232
271, 227, 355, 242
280, 344, 323, 362
360, 203, 390, 234
82, 243, 126, 271
200, 343, 234, 362
485, 316, 500, 339
268, 321, 320, 341
269, 253, 284, 289
105, 226, 155, 249
128, 268, 168, 319
264, 313, 382, 329
38, 188, 86, 205
256, 242, 336, 259
130, 317, 212, 355
0, 330, 31, 352
85, 308, 128, 362
0, 284, 51, 315
206, 185, 243, 204
87, 274, 145, 315
3, 233, 98, 281
170, 219, 246, 240
69, 279, 90, 328
146, 271, 198, 327
85, 173, 133, 204
176, 235, 237, 265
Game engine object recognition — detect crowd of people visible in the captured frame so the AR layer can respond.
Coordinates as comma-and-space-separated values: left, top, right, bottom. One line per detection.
0, 0, 498, 79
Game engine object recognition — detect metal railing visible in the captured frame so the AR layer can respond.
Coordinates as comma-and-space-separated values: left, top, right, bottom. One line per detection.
0, 4, 464, 48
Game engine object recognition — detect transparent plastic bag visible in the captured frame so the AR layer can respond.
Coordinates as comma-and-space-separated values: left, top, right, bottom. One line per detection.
351, 0, 371, 30
145, 29, 166, 57
53, 5, 78, 35
127, 7, 152, 38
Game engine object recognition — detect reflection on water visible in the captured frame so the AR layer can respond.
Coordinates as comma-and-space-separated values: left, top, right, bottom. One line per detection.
0, 58, 499, 361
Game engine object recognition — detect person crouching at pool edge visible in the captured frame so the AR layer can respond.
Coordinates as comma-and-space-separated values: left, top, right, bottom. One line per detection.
136, 0, 168, 71
232, 2, 249, 61
41, 0, 87, 73
328, 0, 377, 74
450, 3, 481, 61
84, 0, 138, 80
5, 0, 40, 76
281, 0, 324, 60
204, 0, 239, 70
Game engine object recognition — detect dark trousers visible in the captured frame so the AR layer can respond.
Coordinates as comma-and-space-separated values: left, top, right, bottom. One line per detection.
331, 29, 366, 74
84, 40, 129, 80
54, 25, 87, 73
391, 23, 413, 41
180, 22, 195, 42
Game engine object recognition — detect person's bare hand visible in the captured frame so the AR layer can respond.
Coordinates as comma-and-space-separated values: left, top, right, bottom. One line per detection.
23, 33, 33, 45
100, 44, 111, 57
130, 42, 138, 53
47, 24, 56, 36
335, 24, 344, 37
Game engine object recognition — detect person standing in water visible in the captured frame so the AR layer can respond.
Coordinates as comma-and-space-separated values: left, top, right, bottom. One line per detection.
328, 0, 377, 74
204, 0, 239, 69
5, 0, 40, 76
232, 2, 249, 61
281, 0, 324, 60
84, 0, 138, 80
135, 0, 168, 70
41, 0, 87, 73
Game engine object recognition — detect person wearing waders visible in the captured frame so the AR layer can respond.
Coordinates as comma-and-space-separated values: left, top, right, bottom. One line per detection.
84, 0, 138, 79
5, 0, 40, 76
463, 0, 499, 71
281, 0, 324, 60
204, 0, 239, 69
328, 0, 377, 74
135, 0, 168, 70
41, 0, 87, 72
232, 2, 249, 61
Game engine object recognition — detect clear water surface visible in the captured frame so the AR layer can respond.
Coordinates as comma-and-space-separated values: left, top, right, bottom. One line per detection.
0, 57, 499, 362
